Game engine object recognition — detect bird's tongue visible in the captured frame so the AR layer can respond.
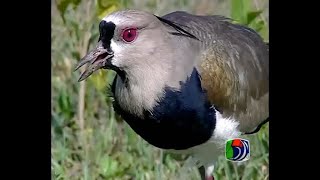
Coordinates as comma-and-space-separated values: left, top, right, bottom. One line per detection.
92, 52, 108, 64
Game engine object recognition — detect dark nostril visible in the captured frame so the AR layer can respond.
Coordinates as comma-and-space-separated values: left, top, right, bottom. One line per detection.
97, 53, 108, 60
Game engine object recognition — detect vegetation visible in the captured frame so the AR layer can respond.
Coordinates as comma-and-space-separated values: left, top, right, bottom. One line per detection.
51, 0, 269, 179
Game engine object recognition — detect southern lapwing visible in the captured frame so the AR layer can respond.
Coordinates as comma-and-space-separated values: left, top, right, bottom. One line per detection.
75, 9, 269, 180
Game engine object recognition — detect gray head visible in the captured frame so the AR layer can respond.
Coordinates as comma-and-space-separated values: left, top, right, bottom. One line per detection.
75, 9, 200, 116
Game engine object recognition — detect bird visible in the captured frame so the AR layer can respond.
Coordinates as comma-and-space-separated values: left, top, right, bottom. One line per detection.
74, 9, 269, 180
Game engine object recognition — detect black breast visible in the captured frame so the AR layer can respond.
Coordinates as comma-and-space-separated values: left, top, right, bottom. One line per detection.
111, 68, 216, 150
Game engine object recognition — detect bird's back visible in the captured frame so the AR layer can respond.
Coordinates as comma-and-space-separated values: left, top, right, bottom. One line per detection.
162, 11, 269, 132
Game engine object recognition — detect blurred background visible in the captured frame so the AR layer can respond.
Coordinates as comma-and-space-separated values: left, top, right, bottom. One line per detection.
51, 0, 269, 179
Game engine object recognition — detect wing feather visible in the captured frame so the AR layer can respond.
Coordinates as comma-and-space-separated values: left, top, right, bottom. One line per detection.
162, 12, 269, 132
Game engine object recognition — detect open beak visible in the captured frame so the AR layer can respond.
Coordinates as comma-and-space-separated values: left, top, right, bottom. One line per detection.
74, 41, 114, 82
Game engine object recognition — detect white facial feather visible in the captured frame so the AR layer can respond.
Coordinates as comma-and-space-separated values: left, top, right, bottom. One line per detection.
110, 39, 123, 67
102, 14, 123, 25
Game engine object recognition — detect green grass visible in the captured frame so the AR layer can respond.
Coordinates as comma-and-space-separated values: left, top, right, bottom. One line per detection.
52, 0, 269, 179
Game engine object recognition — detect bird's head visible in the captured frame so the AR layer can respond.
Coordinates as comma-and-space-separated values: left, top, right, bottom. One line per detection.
76, 10, 177, 82
75, 10, 200, 115
75, 9, 200, 82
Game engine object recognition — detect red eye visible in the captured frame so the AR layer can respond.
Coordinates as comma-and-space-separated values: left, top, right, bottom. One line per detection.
121, 28, 137, 43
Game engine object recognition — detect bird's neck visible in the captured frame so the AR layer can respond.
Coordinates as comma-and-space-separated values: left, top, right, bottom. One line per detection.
112, 65, 170, 117
111, 68, 218, 150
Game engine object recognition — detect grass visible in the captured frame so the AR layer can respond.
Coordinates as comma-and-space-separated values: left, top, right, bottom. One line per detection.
51, 0, 269, 179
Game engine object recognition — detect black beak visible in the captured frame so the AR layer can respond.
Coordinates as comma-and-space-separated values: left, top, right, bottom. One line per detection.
74, 41, 114, 82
